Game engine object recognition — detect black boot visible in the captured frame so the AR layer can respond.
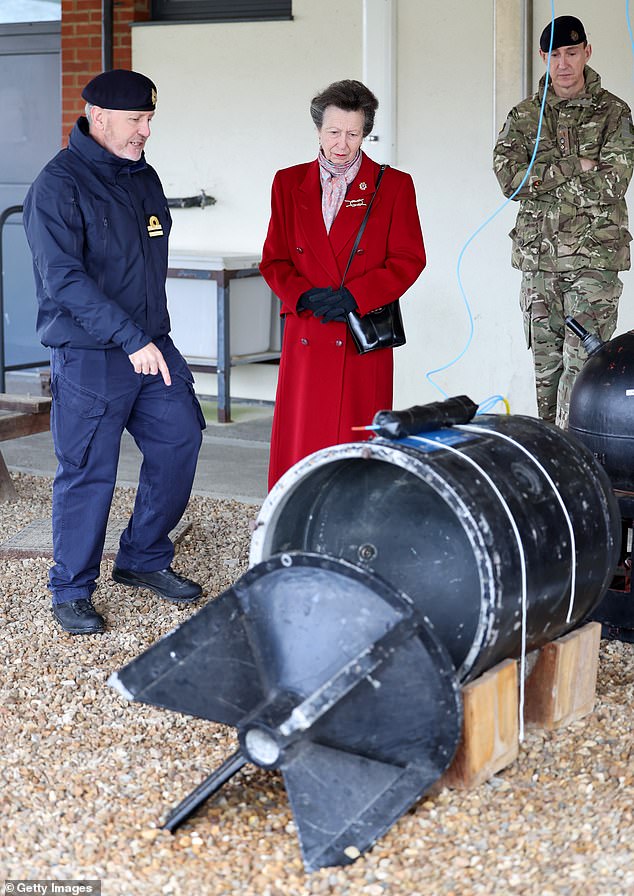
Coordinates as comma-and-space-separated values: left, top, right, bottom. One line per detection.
52, 598, 105, 634
112, 564, 202, 603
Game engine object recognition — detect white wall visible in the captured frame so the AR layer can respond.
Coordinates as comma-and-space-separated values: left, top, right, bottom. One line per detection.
133, 0, 362, 254
133, 1, 634, 413
395, 0, 533, 412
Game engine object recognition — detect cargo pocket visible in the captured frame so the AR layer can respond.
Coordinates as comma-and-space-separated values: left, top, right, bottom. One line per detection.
510, 208, 542, 271
172, 360, 207, 431
50, 374, 107, 468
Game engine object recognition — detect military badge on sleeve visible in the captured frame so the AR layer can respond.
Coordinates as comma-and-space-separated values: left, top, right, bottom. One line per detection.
146, 215, 164, 237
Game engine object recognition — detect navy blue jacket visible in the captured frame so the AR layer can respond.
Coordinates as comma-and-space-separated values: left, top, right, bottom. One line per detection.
23, 117, 172, 354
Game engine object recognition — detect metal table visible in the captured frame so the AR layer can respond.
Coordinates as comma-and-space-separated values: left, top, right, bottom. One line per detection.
166, 253, 279, 423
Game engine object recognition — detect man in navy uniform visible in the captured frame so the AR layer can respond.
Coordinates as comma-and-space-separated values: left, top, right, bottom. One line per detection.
24, 69, 206, 634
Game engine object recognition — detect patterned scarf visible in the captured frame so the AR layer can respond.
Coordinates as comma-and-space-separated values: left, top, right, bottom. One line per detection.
318, 150, 363, 233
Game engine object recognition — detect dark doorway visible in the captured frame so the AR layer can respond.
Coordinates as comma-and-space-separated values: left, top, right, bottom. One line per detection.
0, 21, 60, 375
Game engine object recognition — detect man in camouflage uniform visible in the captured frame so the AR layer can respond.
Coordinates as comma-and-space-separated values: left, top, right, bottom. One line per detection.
494, 15, 634, 427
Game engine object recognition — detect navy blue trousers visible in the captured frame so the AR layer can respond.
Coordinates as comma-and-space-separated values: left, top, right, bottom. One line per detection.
48, 336, 205, 605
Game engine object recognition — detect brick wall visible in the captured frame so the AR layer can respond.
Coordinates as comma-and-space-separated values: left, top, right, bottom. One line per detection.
61, 0, 150, 144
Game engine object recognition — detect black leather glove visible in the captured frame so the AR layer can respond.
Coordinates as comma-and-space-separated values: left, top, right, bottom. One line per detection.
297, 287, 335, 315
318, 287, 357, 323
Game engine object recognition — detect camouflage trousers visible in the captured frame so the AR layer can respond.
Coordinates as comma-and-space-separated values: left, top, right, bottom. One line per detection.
520, 270, 623, 428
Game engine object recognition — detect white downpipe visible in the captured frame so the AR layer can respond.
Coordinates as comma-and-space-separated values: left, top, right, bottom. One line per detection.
493, 0, 533, 139
362, 0, 396, 166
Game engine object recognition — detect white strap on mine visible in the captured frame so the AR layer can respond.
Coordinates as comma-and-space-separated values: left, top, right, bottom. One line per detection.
458, 424, 577, 623
406, 433, 529, 741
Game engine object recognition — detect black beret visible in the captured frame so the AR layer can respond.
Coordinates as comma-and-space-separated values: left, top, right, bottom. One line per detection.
540, 15, 587, 52
81, 69, 157, 111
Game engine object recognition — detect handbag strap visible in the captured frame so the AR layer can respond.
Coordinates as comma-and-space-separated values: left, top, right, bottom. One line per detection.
339, 164, 388, 289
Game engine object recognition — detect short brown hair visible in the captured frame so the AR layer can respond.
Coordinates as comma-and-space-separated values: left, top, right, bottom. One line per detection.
310, 80, 379, 138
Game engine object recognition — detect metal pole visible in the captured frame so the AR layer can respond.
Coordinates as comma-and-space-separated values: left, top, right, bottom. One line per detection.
522, 0, 533, 97
216, 272, 231, 423
102, 0, 114, 71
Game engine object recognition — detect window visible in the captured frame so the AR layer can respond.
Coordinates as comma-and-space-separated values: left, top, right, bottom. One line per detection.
0, 0, 61, 24
151, 0, 292, 23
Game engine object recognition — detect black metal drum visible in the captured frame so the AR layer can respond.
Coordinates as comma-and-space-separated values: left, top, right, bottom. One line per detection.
569, 329, 634, 491
569, 330, 634, 639
251, 414, 620, 682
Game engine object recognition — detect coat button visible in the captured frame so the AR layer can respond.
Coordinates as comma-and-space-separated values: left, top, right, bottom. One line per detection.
356, 248, 365, 254
296, 247, 304, 253
335, 339, 343, 347
300, 337, 309, 345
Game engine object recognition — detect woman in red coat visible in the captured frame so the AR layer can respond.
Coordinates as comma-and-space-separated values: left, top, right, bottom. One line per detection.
260, 79, 426, 489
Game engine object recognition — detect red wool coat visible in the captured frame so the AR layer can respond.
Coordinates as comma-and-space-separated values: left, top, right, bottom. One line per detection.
260, 152, 426, 489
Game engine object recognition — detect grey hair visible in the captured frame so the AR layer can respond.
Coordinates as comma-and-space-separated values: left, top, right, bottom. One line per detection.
310, 79, 379, 137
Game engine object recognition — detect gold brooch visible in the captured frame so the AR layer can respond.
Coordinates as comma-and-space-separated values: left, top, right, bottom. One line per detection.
345, 199, 367, 208
359, 182, 367, 191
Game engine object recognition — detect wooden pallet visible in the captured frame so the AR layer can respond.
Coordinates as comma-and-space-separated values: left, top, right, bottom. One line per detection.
441, 657, 519, 789
523, 621, 602, 728
440, 621, 602, 790
0, 393, 52, 501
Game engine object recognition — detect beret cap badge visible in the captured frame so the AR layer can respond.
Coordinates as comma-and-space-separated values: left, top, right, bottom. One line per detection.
539, 15, 587, 52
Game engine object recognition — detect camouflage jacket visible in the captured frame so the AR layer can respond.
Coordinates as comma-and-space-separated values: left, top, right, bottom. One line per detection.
493, 67, 634, 273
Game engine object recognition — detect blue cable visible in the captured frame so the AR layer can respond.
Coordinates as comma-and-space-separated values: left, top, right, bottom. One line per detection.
424, 0, 556, 414
477, 394, 507, 415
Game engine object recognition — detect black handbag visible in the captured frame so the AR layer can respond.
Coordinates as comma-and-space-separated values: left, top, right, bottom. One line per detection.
340, 165, 406, 355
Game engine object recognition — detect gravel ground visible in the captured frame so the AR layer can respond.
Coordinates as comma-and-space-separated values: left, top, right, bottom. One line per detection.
1, 473, 633, 896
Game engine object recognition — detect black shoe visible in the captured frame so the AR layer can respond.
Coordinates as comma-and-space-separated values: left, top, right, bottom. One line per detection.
112, 564, 202, 604
52, 599, 105, 634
